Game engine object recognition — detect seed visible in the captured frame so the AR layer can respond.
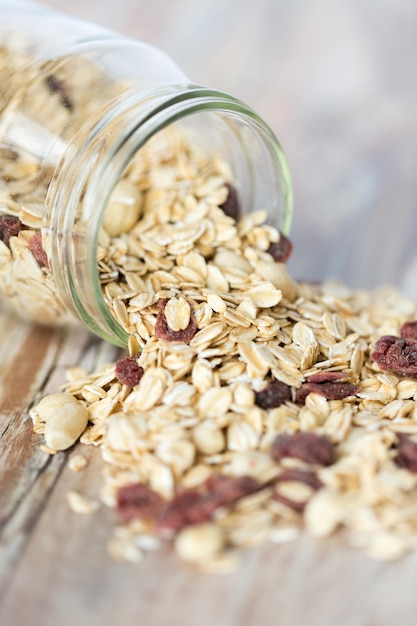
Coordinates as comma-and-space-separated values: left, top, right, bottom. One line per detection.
43, 401, 89, 450
102, 180, 143, 237
174, 523, 224, 563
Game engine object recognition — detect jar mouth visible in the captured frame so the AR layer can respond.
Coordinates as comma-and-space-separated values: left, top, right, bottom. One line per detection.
50, 87, 293, 347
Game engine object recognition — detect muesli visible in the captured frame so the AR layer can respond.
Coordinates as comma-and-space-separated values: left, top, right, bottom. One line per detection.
28, 132, 417, 570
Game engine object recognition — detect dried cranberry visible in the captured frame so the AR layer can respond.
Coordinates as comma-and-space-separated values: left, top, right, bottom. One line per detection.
155, 298, 197, 343
393, 433, 417, 473
157, 489, 219, 533
219, 183, 240, 221
115, 356, 144, 387
0, 215, 25, 247
267, 232, 293, 263
271, 432, 336, 466
401, 321, 417, 342
255, 380, 291, 409
295, 381, 359, 404
273, 468, 322, 511
116, 483, 164, 523
28, 231, 49, 267
205, 474, 261, 505
371, 335, 417, 378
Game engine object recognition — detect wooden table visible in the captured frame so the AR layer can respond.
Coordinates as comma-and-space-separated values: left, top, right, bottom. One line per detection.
1, 1, 417, 624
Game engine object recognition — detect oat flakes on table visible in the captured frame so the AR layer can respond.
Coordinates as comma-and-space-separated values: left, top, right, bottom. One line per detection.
25, 115, 417, 570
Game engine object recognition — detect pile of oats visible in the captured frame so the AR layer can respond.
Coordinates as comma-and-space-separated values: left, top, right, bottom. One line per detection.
5, 29, 417, 573
30, 130, 417, 570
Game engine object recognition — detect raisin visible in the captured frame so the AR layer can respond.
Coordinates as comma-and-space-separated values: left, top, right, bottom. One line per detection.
255, 380, 291, 409
45, 74, 74, 111
0, 215, 25, 247
205, 474, 261, 504
28, 231, 49, 267
219, 182, 240, 221
371, 335, 417, 378
393, 433, 417, 473
401, 321, 417, 342
267, 232, 293, 263
295, 381, 359, 404
116, 483, 164, 524
273, 468, 322, 512
270, 432, 336, 466
115, 356, 144, 387
155, 298, 197, 343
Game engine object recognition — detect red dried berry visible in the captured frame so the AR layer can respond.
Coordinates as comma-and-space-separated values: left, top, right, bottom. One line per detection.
155, 298, 197, 343
0, 215, 25, 247
295, 381, 359, 404
116, 483, 164, 524
255, 380, 291, 410
28, 231, 49, 267
401, 321, 417, 342
205, 474, 261, 505
371, 335, 417, 378
271, 432, 336, 466
393, 433, 417, 473
115, 356, 144, 387
157, 489, 219, 533
267, 232, 293, 263
273, 468, 322, 512
219, 182, 240, 221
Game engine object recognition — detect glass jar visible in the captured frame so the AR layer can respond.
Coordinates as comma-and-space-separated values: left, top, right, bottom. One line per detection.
0, 0, 292, 347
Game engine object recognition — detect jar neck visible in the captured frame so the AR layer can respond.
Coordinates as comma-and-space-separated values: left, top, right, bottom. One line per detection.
48, 85, 293, 346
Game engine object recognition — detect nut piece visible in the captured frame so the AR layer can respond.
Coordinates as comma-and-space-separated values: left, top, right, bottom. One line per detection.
103, 179, 143, 237
174, 523, 224, 564
34, 392, 79, 422
44, 401, 89, 450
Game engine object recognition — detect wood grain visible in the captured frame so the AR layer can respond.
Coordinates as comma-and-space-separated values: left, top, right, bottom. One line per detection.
1, 1, 417, 625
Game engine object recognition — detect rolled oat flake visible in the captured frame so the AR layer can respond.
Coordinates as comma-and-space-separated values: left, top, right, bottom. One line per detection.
0, 0, 292, 343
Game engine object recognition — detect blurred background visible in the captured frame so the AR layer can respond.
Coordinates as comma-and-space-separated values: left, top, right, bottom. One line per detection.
42, 0, 417, 292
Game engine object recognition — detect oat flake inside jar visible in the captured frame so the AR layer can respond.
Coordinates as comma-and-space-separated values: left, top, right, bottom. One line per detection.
0, 0, 292, 346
